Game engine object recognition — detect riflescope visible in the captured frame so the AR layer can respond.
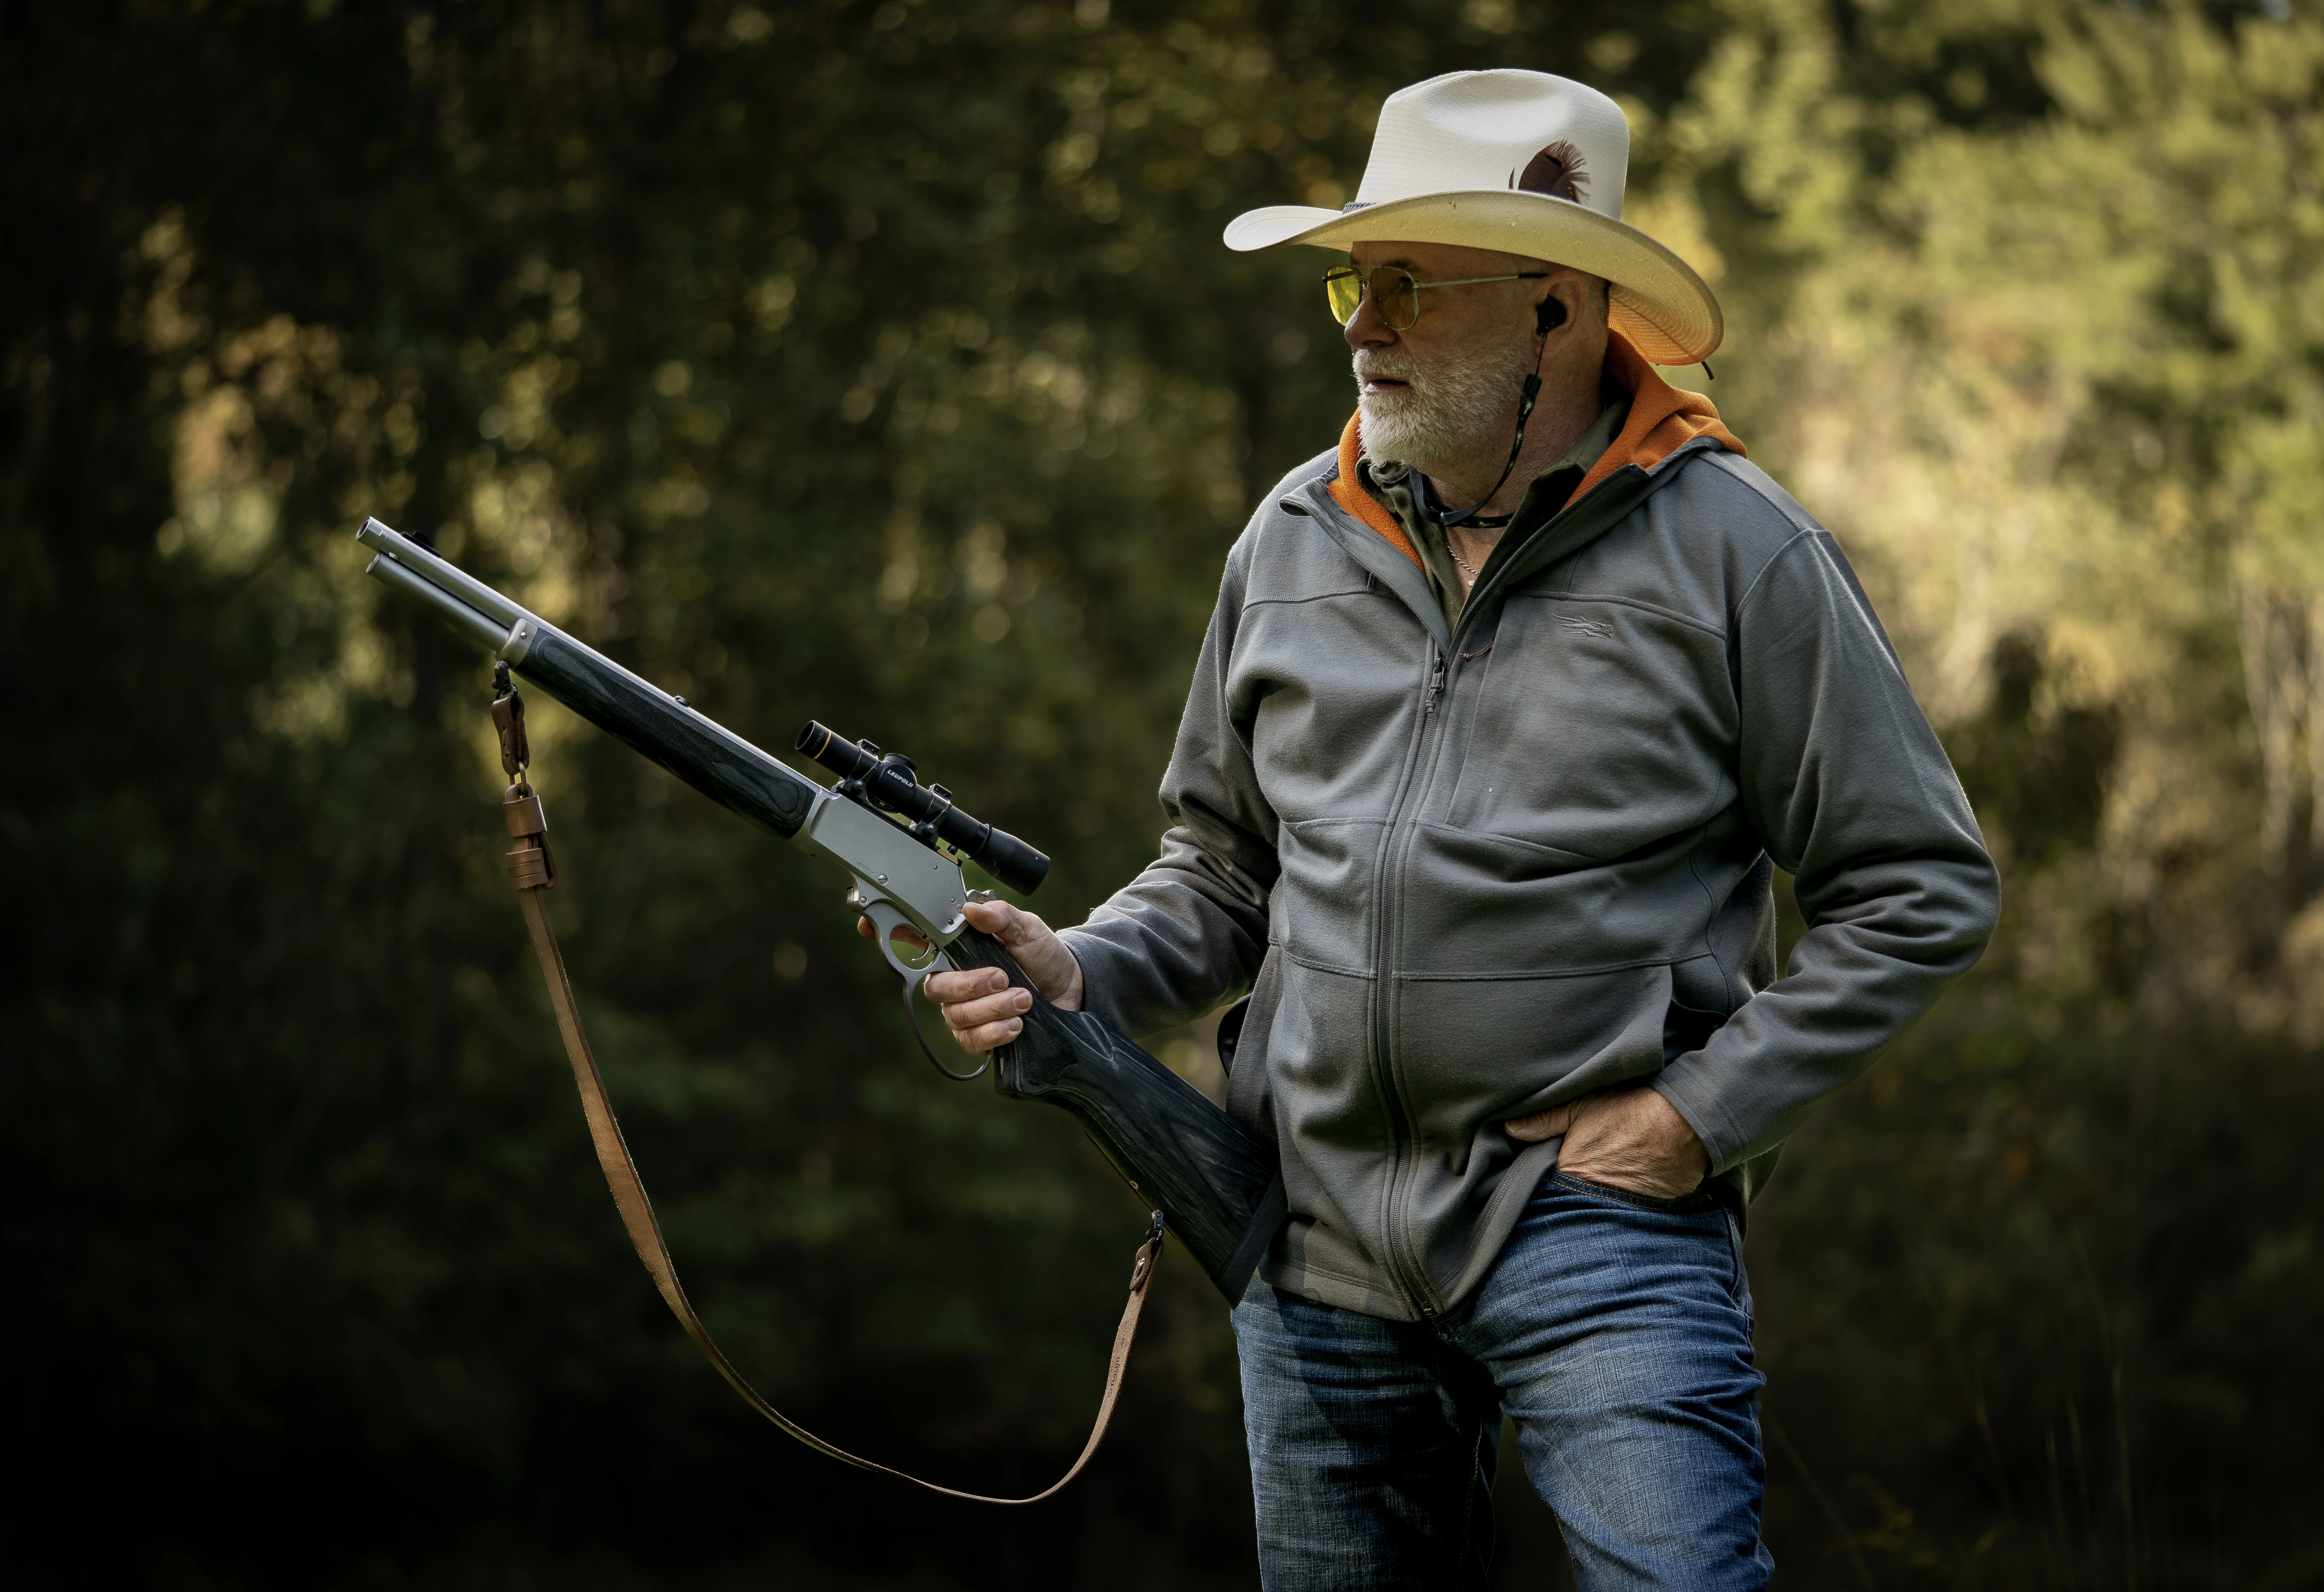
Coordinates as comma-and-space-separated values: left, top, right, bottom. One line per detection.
796, 721, 1050, 896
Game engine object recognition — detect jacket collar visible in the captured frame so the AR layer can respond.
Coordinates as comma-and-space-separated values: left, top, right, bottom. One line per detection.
1323, 328, 1745, 575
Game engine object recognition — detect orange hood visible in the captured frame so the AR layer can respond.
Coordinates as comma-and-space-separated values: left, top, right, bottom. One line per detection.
1325, 330, 1747, 571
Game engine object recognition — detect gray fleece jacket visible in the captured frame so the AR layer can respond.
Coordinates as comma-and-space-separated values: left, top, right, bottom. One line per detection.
1057, 388, 1999, 1323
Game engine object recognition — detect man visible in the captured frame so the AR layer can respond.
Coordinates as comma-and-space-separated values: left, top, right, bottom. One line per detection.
914, 71, 1997, 1588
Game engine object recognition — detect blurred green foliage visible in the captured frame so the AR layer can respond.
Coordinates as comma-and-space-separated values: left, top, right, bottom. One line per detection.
3, 0, 2320, 1587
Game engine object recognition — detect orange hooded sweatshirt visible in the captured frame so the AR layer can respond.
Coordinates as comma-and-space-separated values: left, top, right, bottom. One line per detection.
1326, 329, 1747, 572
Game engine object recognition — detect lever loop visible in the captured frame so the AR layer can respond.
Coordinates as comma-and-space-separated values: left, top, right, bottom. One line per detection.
859, 894, 986, 1082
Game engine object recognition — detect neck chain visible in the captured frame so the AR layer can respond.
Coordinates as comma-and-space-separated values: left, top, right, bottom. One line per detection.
1430, 486, 1514, 587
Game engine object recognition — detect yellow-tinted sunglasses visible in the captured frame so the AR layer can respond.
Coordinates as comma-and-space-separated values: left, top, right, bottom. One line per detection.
1323, 265, 1549, 330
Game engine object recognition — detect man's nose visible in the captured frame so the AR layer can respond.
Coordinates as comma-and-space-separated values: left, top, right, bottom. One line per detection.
1343, 288, 1396, 350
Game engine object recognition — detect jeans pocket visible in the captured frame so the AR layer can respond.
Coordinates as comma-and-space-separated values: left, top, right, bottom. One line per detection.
1550, 1170, 1716, 1214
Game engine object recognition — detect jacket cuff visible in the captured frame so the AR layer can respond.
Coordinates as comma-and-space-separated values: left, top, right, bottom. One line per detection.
1053, 926, 1140, 1037
1649, 1062, 1754, 1178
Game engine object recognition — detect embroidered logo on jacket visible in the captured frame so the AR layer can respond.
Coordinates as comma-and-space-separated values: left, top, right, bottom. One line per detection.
1557, 613, 1616, 639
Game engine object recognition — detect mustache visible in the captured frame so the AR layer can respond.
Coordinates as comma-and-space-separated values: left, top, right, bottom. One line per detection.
1353, 349, 1422, 386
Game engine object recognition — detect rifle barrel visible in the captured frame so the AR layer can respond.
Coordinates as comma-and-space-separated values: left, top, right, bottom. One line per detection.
365, 549, 510, 654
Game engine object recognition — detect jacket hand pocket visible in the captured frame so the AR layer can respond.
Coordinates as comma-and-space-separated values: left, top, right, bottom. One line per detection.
1662, 995, 1730, 1062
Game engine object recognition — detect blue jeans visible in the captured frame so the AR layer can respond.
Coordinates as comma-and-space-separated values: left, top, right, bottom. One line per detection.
1233, 1172, 1772, 1591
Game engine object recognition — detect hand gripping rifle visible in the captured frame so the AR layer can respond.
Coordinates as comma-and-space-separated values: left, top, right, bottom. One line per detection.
358, 518, 1283, 1502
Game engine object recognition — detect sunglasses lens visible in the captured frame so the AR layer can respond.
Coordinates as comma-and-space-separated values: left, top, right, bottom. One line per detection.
1372, 269, 1419, 329
1324, 269, 1364, 325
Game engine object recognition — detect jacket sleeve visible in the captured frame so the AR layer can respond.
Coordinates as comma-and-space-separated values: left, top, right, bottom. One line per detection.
1056, 536, 1280, 1038
1652, 527, 2000, 1174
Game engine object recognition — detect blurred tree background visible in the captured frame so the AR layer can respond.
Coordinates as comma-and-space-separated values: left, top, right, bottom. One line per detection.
3, 0, 2320, 1585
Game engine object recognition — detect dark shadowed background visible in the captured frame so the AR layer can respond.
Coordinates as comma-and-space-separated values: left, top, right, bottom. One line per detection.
5, 1, 2321, 1586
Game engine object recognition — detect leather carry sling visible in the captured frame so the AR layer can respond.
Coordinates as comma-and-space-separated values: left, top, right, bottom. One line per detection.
490, 684, 1162, 1505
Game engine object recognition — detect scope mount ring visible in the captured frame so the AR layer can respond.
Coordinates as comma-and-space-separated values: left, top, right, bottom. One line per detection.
858, 893, 987, 1083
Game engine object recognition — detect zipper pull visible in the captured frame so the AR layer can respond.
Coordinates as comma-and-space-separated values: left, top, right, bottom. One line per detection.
1423, 649, 1447, 715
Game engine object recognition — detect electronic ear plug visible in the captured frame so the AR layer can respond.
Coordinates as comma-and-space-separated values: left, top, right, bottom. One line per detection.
1535, 296, 1568, 335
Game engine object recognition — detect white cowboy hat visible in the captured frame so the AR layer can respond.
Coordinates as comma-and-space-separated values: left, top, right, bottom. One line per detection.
1224, 69, 1722, 366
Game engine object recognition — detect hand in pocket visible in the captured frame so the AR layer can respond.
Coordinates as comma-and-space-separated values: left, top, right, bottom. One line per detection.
1504, 1086, 1708, 1200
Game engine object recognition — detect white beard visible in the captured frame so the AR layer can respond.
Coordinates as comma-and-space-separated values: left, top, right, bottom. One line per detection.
1354, 340, 1533, 477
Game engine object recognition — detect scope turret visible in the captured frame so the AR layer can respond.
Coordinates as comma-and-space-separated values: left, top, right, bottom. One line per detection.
795, 721, 1051, 896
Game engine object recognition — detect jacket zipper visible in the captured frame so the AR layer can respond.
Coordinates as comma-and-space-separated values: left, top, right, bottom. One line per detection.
1367, 639, 1461, 1319
1370, 549, 1544, 1315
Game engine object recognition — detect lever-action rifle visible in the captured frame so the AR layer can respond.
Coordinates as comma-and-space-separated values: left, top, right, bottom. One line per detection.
358, 518, 1283, 1483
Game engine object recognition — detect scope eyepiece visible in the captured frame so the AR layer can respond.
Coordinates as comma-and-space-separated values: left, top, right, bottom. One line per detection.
795, 720, 1051, 896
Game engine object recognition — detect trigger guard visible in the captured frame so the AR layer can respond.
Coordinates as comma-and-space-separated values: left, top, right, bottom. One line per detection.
861, 897, 946, 989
